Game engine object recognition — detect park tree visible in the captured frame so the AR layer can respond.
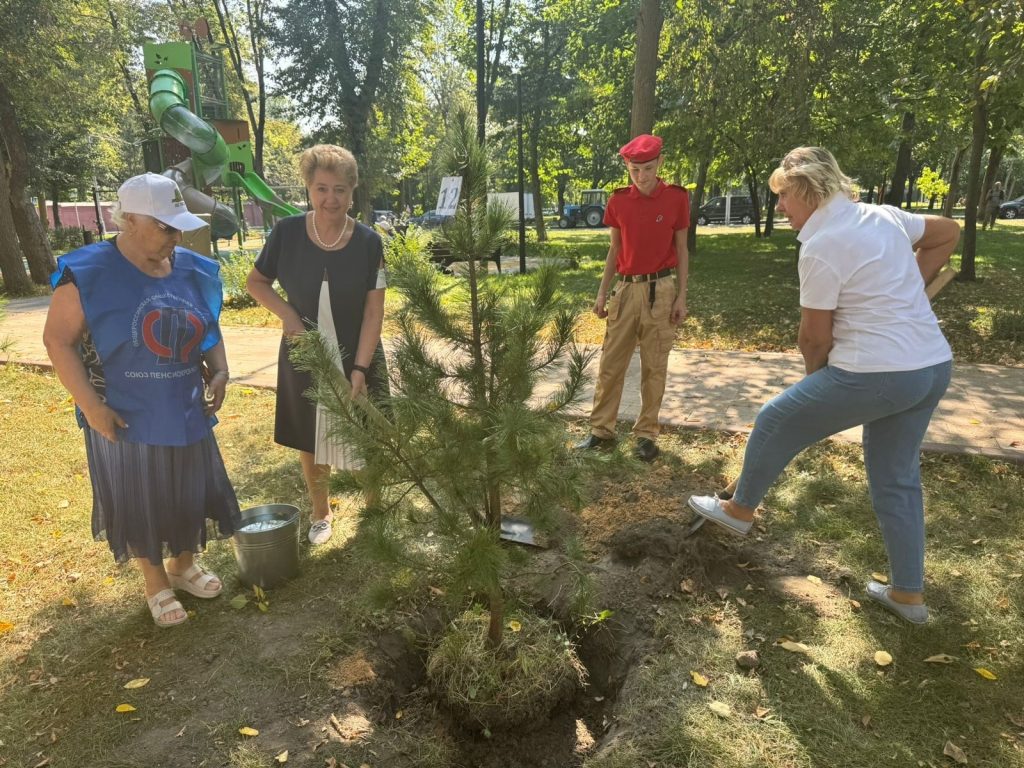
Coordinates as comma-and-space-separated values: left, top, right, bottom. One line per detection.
211, 0, 270, 177
917, 166, 950, 210
292, 113, 593, 654
270, 0, 426, 220
630, 0, 663, 137
945, 0, 1024, 280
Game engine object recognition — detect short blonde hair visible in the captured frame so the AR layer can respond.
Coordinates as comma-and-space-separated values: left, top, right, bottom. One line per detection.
768, 147, 855, 207
299, 144, 359, 187
110, 201, 128, 228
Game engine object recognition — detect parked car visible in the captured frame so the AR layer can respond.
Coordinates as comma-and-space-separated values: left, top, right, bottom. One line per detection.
999, 196, 1024, 219
372, 209, 396, 225
409, 209, 452, 228
695, 196, 756, 225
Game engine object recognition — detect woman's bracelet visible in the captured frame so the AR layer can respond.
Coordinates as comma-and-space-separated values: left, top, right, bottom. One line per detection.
351, 364, 369, 375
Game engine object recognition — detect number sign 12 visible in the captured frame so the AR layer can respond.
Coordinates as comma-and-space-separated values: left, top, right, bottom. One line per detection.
436, 176, 463, 216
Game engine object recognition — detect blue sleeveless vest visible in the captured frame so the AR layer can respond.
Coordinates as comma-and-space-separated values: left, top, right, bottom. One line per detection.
51, 241, 224, 447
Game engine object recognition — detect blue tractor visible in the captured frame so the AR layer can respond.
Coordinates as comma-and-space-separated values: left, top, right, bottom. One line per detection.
557, 189, 608, 228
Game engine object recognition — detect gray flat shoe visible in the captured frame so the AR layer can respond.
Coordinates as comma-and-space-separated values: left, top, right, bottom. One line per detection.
865, 581, 929, 624
686, 495, 752, 536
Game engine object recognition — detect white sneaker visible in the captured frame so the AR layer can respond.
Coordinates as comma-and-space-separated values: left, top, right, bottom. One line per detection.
686, 495, 752, 536
308, 518, 333, 546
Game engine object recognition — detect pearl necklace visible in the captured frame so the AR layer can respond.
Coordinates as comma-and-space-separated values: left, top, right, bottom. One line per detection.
310, 211, 350, 249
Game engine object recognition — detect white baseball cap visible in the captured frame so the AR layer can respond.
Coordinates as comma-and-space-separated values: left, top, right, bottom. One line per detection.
117, 173, 208, 231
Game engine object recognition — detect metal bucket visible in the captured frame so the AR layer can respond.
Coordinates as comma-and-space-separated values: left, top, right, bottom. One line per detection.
232, 504, 300, 589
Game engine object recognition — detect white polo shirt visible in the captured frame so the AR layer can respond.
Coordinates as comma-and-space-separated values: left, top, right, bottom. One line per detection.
797, 194, 952, 373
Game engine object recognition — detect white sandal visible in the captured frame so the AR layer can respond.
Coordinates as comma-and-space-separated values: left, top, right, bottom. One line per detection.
167, 564, 223, 598
147, 589, 188, 628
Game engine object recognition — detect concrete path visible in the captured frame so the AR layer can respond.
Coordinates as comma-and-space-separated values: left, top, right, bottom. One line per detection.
3, 295, 1022, 461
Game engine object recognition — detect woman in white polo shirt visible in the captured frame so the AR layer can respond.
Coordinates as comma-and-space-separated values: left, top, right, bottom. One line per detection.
687, 146, 960, 624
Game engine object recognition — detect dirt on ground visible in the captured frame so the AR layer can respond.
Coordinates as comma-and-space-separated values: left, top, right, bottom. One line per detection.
21, 444, 858, 768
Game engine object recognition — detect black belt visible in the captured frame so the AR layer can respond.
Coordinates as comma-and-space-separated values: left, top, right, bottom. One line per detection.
618, 268, 673, 283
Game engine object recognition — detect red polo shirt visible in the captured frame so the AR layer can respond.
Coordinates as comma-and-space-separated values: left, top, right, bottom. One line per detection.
604, 180, 689, 275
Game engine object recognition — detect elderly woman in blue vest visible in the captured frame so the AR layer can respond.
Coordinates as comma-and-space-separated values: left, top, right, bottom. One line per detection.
687, 147, 960, 624
43, 173, 240, 628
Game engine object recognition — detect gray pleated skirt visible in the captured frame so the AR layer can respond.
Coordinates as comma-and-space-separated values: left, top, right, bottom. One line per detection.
84, 426, 241, 566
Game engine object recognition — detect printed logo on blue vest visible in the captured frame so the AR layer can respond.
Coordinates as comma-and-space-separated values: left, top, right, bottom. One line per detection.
142, 307, 204, 364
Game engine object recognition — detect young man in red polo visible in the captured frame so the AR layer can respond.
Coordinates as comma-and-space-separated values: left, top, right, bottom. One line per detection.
575, 134, 689, 461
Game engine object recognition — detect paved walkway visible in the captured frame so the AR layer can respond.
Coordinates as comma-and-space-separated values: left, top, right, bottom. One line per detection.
3, 295, 1022, 461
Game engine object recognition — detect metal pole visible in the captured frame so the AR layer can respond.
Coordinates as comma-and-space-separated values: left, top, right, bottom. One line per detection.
476, 0, 486, 144
92, 183, 105, 238
517, 75, 526, 274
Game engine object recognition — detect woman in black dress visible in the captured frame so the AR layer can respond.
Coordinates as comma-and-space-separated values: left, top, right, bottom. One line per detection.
246, 145, 387, 545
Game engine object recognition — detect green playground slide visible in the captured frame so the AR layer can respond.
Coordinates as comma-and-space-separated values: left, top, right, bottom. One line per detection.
148, 68, 299, 237
224, 170, 301, 218
149, 69, 228, 187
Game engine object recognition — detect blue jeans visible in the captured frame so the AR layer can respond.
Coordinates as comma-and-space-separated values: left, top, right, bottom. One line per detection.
734, 360, 952, 593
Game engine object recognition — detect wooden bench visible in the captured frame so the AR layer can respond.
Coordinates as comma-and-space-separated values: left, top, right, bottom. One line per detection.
428, 243, 504, 274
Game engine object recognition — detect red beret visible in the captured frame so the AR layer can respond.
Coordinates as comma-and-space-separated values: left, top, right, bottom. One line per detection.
619, 134, 663, 163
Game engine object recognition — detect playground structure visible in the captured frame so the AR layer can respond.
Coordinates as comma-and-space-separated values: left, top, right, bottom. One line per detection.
142, 31, 300, 246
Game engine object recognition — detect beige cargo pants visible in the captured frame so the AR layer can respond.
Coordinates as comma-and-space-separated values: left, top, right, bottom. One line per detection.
589, 274, 677, 441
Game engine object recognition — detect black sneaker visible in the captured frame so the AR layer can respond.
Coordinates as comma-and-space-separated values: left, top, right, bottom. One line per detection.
633, 438, 659, 462
574, 433, 616, 451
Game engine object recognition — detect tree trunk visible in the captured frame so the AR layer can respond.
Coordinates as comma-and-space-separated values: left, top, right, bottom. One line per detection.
629, 0, 663, 137
979, 144, 1004, 219
529, 134, 546, 242
885, 111, 915, 206
878, 176, 888, 205
11, 199, 55, 283
942, 146, 966, 218
745, 164, 762, 237
904, 167, 915, 210
688, 149, 711, 253
0, 79, 55, 282
0, 164, 32, 295
487, 585, 505, 649
37, 195, 47, 229
51, 189, 62, 229
764, 190, 777, 236
556, 174, 567, 216
960, 74, 987, 282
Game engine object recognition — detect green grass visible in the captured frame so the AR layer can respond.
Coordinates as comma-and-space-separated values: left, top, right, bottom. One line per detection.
219, 222, 1024, 365
1, 365, 1022, 766
584, 434, 1024, 768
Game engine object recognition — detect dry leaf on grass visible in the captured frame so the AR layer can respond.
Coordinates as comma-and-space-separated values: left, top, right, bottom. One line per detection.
0, 621, 14, 635
690, 671, 709, 687
274, 751, 288, 764
754, 706, 771, 719
806, 575, 822, 585
114, 704, 136, 713
708, 701, 732, 718
849, 599, 862, 611
943, 740, 968, 764
874, 651, 893, 667
716, 587, 730, 600
870, 572, 888, 583
507, 620, 522, 632
123, 678, 150, 689
923, 654, 957, 664
61, 597, 77, 608
679, 579, 694, 594
778, 641, 810, 655
238, 726, 259, 737
974, 667, 997, 680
